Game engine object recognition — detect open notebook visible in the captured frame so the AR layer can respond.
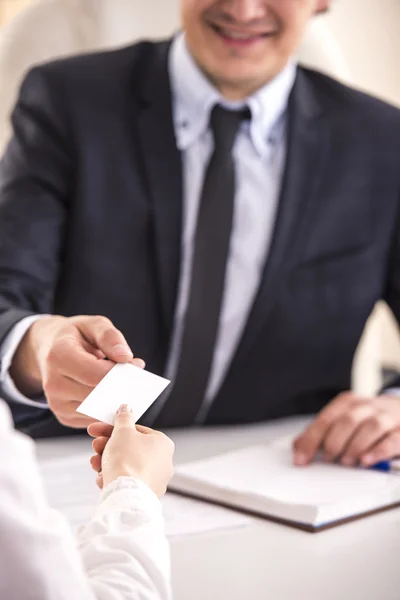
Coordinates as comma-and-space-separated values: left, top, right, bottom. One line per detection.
169, 438, 400, 532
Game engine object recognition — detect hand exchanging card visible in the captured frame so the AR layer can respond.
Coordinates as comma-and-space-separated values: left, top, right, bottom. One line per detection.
77, 362, 170, 425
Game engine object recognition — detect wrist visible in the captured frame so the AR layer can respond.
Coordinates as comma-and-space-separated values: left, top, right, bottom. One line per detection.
103, 468, 143, 489
98, 477, 162, 519
10, 316, 60, 396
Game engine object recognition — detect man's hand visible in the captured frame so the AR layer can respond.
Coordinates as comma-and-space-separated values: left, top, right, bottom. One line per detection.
293, 392, 400, 467
315, 0, 332, 15
88, 405, 174, 497
10, 315, 144, 428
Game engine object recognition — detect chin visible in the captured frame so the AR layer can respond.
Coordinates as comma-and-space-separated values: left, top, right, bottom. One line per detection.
212, 64, 273, 88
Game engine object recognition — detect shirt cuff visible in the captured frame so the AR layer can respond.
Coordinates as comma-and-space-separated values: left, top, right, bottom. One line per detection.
98, 477, 163, 521
77, 477, 164, 544
0, 315, 48, 408
382, 388, 400, 397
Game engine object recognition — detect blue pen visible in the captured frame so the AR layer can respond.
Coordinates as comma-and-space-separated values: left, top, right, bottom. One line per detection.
370, 460, 400, 473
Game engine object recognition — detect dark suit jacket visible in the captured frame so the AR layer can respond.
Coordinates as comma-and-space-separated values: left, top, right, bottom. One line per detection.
1, 39, 400, 434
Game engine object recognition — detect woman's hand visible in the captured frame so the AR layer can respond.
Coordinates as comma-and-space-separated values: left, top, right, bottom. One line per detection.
88, 405, 175, 498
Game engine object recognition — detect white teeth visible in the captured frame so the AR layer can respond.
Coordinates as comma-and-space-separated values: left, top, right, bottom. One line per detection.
220, 29, 256, 40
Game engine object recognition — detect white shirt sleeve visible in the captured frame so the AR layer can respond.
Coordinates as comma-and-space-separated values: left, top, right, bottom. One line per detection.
78, 479, 172, 600
0, 315, 48, 407
0, 401, 171, 600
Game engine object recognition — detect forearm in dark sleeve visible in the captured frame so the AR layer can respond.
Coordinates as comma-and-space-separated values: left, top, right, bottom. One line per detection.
0, 65, 72, 346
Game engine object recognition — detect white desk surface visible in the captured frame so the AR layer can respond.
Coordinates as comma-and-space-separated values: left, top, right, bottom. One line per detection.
36, 417, 400, 600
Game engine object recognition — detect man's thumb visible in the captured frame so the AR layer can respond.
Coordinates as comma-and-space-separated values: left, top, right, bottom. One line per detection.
75, 316, 133, 363
113, 404, 136, 428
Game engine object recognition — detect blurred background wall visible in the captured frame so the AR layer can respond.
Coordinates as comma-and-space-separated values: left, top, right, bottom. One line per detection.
0, 0, 31, 24
322, 0, 400, 108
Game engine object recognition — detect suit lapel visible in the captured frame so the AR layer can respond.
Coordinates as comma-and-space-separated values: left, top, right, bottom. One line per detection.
227, 69, 330, 368
136, 41, 183, 335
134, 52, 329, 372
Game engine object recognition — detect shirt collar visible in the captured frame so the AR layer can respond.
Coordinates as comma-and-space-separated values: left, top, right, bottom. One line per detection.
169, 33, 297, 157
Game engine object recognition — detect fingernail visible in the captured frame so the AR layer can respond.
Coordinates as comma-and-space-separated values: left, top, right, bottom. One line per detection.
112, 343, 132, 357
118, 404, 132, 414
134, 358, 146, 369
294, 452, 308, 466
341, 456, 355, 467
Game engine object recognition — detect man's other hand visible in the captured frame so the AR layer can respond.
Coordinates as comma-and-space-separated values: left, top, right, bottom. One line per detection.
293, 392, 400, 467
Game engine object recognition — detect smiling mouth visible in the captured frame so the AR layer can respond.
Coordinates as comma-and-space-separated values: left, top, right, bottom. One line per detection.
209, 23, 275, 46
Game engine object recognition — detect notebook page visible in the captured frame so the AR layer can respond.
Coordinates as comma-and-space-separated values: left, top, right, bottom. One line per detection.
172, 440, 400, 511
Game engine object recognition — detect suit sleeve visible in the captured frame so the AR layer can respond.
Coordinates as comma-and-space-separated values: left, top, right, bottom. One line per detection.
0, 65, 72, 348
382, 192, 400, 389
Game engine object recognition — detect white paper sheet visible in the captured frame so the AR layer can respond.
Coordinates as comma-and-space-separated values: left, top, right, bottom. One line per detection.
39, 453, 252, 537
162, 494, 252, 538
76, 363, 170, 425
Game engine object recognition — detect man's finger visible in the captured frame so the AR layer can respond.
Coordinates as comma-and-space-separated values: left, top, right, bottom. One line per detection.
76, 316, 134, 363
360, 429, 400, 466
57, 414, 95, 428
130, 357, 146, 369
45, 373, 93, 403
342, 412, 396, 464
293, 394, 353, 465
322, 404, 375, 463
88, 422, 114, 438
293, 418, 335, 465
61, 349, 113, 387
49, 337, 115, 387
54, 401, 95, 428
81, 339, 106, 360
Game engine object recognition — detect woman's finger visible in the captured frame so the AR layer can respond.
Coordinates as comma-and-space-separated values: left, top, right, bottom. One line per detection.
92, 436, 108, 455
96, 471, 104, 490
90, 454, 102, 473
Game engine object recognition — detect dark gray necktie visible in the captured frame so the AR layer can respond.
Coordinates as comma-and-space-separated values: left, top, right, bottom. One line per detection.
156, 105, 250, 428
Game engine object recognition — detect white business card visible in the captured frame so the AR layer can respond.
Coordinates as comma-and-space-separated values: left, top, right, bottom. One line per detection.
76, 363, 171, 425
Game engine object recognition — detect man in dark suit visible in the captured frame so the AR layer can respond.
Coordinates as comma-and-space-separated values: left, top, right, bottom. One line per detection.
1, 0, 400, 469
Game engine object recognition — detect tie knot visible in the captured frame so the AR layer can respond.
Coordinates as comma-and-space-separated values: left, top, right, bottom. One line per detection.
210, 104, 250, 152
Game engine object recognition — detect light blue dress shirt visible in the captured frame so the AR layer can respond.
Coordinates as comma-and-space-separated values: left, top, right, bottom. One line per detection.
1, 34, 297, 420
164, 34, 296, 420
